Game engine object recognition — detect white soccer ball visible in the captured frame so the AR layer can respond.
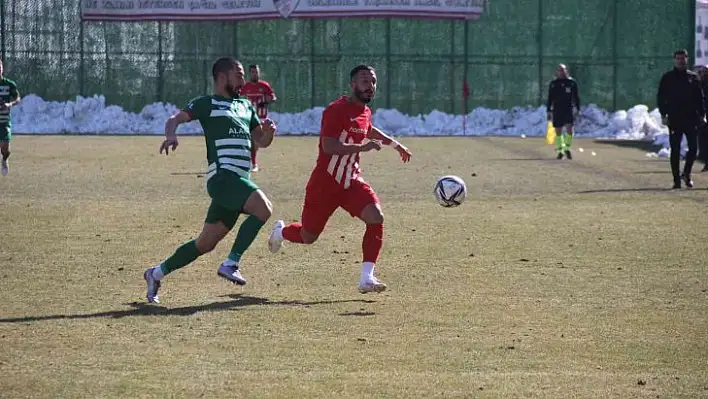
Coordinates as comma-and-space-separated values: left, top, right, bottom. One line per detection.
434, 175, 467, 207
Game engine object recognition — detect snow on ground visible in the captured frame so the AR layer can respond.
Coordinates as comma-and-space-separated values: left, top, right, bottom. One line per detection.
10, 94, 682, 157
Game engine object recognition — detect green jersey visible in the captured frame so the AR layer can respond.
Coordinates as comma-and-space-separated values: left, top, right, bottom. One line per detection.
0, 77, 19, 127
184, 94, 260, 181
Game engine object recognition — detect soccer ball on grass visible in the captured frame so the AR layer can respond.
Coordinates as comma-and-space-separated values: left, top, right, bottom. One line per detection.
434, 175, 467, 207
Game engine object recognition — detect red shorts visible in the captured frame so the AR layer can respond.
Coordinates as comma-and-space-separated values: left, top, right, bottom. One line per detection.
301, 173, 380, 235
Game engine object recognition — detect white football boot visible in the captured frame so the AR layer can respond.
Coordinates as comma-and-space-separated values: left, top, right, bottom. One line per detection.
358, 277, 387, 294
217, 263, 247, 285
143, 267, 162, 303
268, 220, 285, 253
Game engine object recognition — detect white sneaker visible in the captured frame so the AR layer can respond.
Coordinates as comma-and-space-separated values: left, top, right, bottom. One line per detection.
1, 160, 8, 176
143, 268, 161, 303
252, 164, 260, 172
217, 263, 247, 285
268, 220, 285, 253
358, 277, 387, 294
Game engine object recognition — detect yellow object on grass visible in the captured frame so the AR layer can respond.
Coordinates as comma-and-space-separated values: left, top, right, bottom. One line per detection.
545, 121, 556, 145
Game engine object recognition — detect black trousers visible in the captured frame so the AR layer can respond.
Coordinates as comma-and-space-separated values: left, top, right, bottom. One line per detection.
669, 127, 698, 179
698, 124, 708, 164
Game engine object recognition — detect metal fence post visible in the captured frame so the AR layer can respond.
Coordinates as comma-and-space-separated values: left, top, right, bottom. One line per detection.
79, 20, 85, 96
310, 19, 316, 109
537, 0, 544, 106
0, 0, 5, 61
233, 22, 239, 59
385, 18, 391, 109
612, 0, 618, 111
157, 22, 164, 103
450, 20, 455, 114
690, 0, 696, 67
463, 19, 469, 114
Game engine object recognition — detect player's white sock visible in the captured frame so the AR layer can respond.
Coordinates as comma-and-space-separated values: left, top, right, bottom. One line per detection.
361, 262, 375, 282
151, 265, 165, 281
222, 259, 238, 267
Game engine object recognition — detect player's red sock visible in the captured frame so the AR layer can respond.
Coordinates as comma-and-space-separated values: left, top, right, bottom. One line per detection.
250, 147, 258, 165
362, 223, 384, 263
282, 223, 305, 243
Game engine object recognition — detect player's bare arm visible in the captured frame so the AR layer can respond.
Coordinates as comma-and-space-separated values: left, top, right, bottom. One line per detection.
251, 119, 277, 148
321, 136, 382, 155
160, 110, 191, 155
0, 92, 20, 111
264, 83, 277, 104
3, 95, 20, 109
368, 125, 412, 163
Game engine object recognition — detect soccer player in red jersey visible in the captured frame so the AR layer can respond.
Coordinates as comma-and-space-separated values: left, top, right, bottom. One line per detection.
240, 64, 277, 172
267, 65, 412, 293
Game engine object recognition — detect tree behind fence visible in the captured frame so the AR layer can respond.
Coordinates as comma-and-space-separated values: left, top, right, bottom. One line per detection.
0, 0, 693, 114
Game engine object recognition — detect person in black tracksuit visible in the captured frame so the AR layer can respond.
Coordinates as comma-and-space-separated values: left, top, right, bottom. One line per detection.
546, 64, 581, 160
697, 65, 708, 171
657, 49, 707, 189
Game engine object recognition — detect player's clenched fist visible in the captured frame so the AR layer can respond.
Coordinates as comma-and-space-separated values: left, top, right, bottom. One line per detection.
363, 139, 382, 152
261, 118, 277, 134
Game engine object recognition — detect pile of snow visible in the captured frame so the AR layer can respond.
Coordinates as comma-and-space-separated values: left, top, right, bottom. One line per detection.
10, 94, 677, 156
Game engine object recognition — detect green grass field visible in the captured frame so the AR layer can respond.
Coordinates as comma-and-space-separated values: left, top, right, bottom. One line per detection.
0, 136, 707, 398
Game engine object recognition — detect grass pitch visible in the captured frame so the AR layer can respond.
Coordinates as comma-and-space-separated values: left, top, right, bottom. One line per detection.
0, 136, 706, 398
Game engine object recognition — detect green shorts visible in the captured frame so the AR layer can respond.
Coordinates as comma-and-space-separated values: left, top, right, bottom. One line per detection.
204, 171, 259, 229
0, 125, 11, 141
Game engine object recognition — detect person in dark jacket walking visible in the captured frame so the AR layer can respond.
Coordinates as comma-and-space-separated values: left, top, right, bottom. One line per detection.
696, 64, 708, 171
657, 49, 707, 188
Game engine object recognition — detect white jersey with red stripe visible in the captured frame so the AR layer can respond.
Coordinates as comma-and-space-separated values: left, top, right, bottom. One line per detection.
312, 95, 372, 189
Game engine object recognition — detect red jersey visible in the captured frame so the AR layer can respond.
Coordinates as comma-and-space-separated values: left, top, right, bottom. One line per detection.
240, 80, 275, 118
313, 95, 372, 189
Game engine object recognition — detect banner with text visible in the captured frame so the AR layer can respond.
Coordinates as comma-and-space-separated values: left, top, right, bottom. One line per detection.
81, 0, 486, 21
697, 0, 708, 66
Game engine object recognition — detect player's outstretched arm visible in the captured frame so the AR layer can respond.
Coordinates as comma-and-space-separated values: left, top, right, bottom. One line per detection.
322, 136, 381, 155
251, 119, 277, 148
160, 110, 191, 155
368, 125, 412, 163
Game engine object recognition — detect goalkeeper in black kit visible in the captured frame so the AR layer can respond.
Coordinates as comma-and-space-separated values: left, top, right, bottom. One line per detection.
546, 64, 580, 159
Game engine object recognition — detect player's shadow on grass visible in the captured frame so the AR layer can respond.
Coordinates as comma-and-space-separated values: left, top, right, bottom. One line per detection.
488, 157, 551, 161
592, 139, 662, 153
338, 311, 376, 317
170, 172, 205, 177
0, 294, 377, 324
576, 187, 676, 194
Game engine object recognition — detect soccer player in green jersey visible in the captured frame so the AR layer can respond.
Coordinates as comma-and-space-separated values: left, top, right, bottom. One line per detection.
144, 57, 277, 303
0, 59, 22, 176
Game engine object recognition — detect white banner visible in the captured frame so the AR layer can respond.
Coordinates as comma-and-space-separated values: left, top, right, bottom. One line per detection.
696, 0, 708, 65
81, 0, 486, 21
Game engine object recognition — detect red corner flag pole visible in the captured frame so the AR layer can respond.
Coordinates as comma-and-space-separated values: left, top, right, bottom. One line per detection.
462, 78, 470, 136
